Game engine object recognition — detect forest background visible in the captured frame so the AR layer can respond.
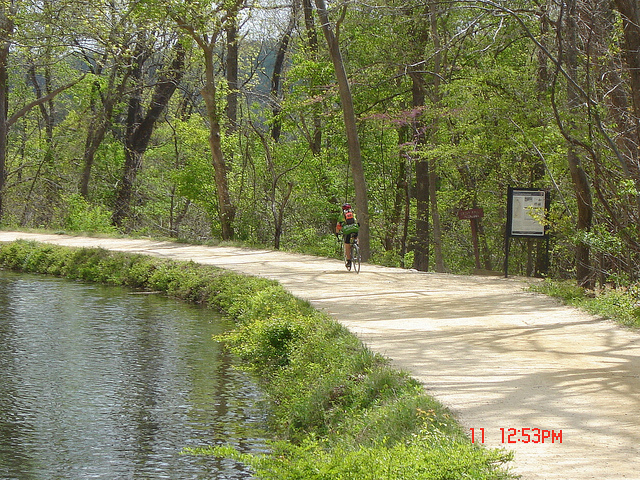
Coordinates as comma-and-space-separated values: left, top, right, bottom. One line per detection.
1, 0, 639, 288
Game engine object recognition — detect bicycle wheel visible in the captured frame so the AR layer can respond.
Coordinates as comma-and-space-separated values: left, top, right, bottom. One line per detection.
352, 242, 361, 273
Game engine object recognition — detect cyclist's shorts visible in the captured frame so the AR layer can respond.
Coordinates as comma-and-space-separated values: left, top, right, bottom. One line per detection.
344, 232, 358, 244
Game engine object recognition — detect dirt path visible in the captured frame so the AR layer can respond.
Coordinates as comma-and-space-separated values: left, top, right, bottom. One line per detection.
1, 232, 639, 479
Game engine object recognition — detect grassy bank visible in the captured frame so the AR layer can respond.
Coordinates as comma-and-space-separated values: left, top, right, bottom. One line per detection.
530, 280, 640, 328
0, 240, 514, 479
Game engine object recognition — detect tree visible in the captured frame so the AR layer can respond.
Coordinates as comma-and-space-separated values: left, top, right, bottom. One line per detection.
404, 0, 446, 273
555, 0, 594, 287
75, 0, 138, 199
313, 0, 370, 260
301, 0, 322, 155
225, 12, 239, 133
0, 0, 83, 224
0, 0, 16, 222
613, 0, 640, 138
270, 1, 297, 142
408, 7, 430, 273
251, 122, 301, 249
165, 0, 244, 240
612, 0, 640, 218
426, 0, 446, 273
112, 37, 185, 228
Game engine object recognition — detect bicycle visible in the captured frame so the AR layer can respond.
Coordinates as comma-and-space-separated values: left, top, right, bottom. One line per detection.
337, 234, 361, 273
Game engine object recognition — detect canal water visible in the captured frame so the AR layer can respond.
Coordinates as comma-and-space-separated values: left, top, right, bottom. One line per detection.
0, 271, 267, 480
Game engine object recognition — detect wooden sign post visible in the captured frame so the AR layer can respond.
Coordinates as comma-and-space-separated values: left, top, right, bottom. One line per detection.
458, 208, 484, 270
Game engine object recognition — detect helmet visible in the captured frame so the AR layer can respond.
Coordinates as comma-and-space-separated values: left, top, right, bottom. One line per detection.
341, 203, 352, 210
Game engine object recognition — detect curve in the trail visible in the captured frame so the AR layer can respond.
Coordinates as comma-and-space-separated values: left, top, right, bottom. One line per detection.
1, 232, 639, 480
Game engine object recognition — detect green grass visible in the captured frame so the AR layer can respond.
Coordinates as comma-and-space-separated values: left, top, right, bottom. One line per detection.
0, 239, 514, 479
530, 279, 640, 328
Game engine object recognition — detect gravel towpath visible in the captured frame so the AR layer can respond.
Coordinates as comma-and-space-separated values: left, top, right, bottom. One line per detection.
1, 232, 639, 479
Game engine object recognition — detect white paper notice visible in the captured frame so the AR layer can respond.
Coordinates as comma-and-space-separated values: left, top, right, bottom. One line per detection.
511, 190, 545, 236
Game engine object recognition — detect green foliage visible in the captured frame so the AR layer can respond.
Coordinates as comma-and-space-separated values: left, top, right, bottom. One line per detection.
201, 271, 281, 315
61, 194, 117, 234
531, 279, 586, 302
286, 226, 339, 257
153, 117, 216, 205
191, 436, 512, 480
0, 241, 66, 274
530, 280, 640, 327
224, 314, 311, 371
575, 225, 625, 259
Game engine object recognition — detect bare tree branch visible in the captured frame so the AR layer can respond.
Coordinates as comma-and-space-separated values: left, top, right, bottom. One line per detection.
7, 74, 86, 128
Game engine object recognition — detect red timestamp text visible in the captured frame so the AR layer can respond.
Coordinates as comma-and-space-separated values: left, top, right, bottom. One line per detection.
469, 427, 563, 444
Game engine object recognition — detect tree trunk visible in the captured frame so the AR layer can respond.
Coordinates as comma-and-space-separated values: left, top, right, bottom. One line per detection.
409, 5, 432, 272
428, 0, 445, 273
537, 2, 551, 98
80, 114, 108, 198
302, 0, 322, 155
202, 50, 236, 240
0, 3, 14, 224
29, 64, 54, 141
225, 17, 239, 133
414, 156, 430, 271
0, 45, 9, 224
271, 5, 296, 142
314, 0, 370, 261
26, 63, 58, 226
410, 80, 429, 270
610, 0, 640, 218
79, 58, 129, 198
384, 139, 407, 253
565, 0, 594, 287
614, 0, 640, 134
568, 147, 593, 286
169, 4, 241, 241
428, 164, 445, 272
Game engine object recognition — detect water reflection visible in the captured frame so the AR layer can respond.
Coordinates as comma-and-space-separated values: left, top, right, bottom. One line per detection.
0, 272, 267, 479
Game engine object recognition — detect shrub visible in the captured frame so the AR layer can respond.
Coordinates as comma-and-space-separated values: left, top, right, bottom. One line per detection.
62, 194, 117, 234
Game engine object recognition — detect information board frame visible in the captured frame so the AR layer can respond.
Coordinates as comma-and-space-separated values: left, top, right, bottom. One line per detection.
506, 188, 548, 238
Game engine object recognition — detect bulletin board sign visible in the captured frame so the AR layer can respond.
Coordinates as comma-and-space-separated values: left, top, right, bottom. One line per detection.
504, 187, 550, 277
506, 188, 548, 238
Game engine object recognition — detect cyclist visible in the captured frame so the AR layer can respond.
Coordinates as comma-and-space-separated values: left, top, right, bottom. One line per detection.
336, 203, 359, 268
